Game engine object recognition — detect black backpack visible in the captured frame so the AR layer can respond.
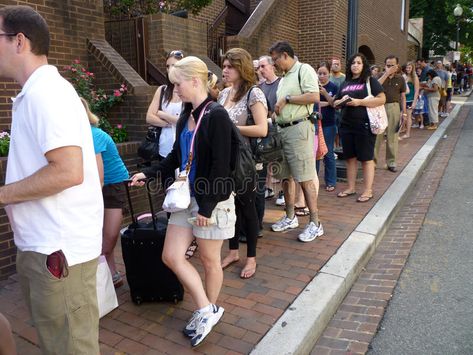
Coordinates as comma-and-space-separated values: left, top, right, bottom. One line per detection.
202, 102, 257, 199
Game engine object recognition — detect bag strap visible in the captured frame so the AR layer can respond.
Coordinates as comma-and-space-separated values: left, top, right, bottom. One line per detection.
158, 85, 166, 111
366, 78, 372, 97
297, 63, 312, 117
186, 101, 213, 173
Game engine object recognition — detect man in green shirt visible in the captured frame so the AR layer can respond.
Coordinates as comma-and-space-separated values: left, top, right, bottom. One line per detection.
269, 41, 323, 243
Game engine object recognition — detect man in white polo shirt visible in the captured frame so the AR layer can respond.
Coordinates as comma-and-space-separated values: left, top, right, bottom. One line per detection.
0, 6, 103, 354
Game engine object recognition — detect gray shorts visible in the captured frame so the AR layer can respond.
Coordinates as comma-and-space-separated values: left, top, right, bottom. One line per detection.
274, 119, 316, 182
168, 195, 236, 240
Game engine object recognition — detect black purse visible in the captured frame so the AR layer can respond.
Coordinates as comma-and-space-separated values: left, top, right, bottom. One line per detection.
137, 85, 165, 162
246, 87, 284, 164
137, 126, 161, 161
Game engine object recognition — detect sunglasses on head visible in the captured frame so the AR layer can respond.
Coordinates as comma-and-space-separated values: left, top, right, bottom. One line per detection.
168, 50, 184, 59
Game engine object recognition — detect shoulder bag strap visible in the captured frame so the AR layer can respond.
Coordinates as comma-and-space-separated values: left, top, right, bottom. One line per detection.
298, 63, 313, 117
366, 78, 373, 97
185, 101, 213, 173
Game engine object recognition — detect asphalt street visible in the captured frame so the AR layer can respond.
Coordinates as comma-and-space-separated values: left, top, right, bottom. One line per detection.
368, 101, 473, 355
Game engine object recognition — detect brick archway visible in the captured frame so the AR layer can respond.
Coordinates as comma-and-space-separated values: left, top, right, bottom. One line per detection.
358, 45, 375, 65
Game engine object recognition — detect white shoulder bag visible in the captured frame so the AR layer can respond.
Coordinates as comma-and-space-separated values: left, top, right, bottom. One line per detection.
366, 78, 388, 135
162, 101, 212, 213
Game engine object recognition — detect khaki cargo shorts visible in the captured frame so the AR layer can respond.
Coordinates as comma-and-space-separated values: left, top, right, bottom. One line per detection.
169, 194, 236, 240
273, 119, 316, 182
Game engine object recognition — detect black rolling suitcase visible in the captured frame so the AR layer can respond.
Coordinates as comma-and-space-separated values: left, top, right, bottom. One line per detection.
121, 181, 184, 305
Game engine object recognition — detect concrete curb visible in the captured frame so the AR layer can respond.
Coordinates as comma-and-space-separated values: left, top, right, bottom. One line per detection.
251, 104, 463, 355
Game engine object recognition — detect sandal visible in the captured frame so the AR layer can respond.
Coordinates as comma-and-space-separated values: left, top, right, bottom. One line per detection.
325, 185, 336, 192
295, 206, 310, 216
337, 190, 356, 198
240, 264, 257, 279
357, 195, 373, 203
185, 239, 198, 260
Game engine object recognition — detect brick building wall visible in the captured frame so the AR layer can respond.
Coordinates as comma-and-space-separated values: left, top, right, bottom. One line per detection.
226, 0, 299, 60
230, 0, 408, 70
189, 0, 225, 24
358, 0, 409, 66
146, 13, 209, 74
0, 0, 105, 131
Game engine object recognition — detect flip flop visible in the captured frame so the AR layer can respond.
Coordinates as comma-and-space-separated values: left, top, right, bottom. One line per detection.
357, 195, 373, 203
185, 239, 198, 259
337, 191, 356, 198
295, 206, 310, 216
240, 265, 257, 279
325, 185, 336, 192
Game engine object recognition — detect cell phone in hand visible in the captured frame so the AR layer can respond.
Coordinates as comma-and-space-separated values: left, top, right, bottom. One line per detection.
336, 96, 352, 108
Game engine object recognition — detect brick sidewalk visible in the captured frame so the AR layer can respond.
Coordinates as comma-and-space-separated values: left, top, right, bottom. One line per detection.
310, 106, 469, 355
0, 118, 447, 355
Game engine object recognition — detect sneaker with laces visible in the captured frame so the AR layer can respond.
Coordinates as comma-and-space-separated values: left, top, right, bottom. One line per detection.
271, 215, 299, 232
298, 222, 324, 242
183, 310, 201, 337
190, 305, 224, 347
264, 188, 275, 199
275, 191, 285, 206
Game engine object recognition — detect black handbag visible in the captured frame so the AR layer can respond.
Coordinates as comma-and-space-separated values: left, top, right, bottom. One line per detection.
137, 85, 166, 162
245, 87, 284, 164
137, 127, 161, 161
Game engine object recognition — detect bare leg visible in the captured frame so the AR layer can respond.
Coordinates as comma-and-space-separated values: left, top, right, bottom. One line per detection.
361, 160, 375, 197
282, 177, 296, 218
300, 174, 320, 223
0, 313, 16, 355
345, 157, 358, 192
403, 109, 413, 138
162, 225, 210, 309
102, 208, 123, 276
197, 238, 225, 304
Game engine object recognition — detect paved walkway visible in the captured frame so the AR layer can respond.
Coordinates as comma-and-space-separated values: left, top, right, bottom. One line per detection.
310, 101, 470, 354
0, 109, 457, 354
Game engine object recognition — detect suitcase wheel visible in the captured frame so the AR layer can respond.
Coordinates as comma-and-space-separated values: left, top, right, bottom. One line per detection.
173, 297, 178, 305
133, 296, 143, 305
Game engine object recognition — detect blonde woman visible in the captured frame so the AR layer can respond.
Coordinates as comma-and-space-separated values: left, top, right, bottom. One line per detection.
130, 57, 235, 347
401, 62, 420, 138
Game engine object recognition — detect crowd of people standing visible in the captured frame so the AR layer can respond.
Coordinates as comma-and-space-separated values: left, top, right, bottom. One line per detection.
0, 4, 463, 353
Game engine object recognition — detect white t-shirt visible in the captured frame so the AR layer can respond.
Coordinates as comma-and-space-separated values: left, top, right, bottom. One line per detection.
158, 100, 181, 158
5, 65, 103, 266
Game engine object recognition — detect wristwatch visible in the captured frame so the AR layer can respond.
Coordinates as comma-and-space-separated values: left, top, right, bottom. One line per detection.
285, 95, 291, 104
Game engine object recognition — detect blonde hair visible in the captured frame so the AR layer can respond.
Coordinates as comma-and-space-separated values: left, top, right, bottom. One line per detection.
80, 97, 99, 126
208, 72, 218, 90
168, 56, 211, 92
405, 61, 417, 83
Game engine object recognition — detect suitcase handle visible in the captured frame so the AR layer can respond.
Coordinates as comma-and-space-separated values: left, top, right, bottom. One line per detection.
123, 178, 158, 230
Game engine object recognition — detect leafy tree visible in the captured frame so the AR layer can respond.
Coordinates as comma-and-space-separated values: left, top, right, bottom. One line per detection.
410, 0, 473, 57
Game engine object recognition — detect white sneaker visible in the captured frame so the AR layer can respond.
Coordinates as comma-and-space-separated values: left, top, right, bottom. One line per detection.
298, 222, 324, 242
275, 191, 285, 206
271, 215, 299, 232
183, 310, 201, 337
191, 304, 224, 347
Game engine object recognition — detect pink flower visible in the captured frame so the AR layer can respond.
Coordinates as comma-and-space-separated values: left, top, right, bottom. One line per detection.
113, 90, 121, 97
71, 68, 77, 72
117, 124, 123, 129
74, 59, 80, 64
64, 65, 71, 71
